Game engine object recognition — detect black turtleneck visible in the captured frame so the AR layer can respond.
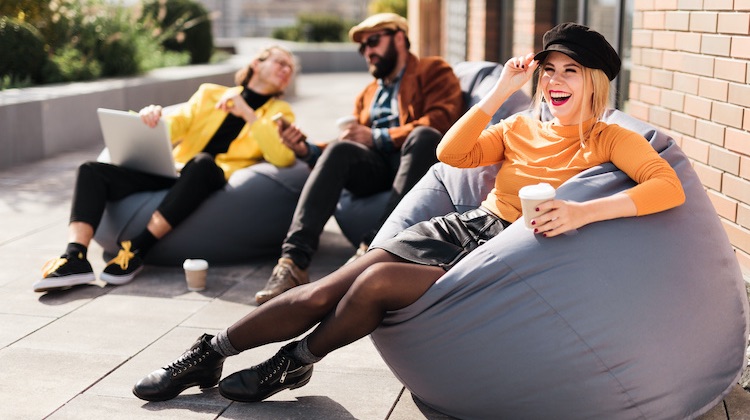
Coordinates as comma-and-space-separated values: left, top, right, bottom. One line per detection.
202, 88, 272, 157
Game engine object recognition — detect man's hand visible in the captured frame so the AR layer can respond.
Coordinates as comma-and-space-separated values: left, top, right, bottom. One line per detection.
340, 124, 373, 148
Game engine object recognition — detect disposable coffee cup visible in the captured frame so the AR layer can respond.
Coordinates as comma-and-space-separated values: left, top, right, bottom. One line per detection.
336, 115, 357, 130
518, 183, 556, 230
183, 259, 208, 291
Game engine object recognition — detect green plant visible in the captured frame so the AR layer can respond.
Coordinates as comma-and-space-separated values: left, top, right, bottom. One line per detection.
1, 0, 202, 88
271, 26, 301, 41
0, 0, 52, 38
138, 0, 214, 64
44, 46, 102, 83
368, 0, 407, 17
299, 14, 348, 42
0, 16, 48, 88
273, 13, 351, 43
43, 0, 142, 78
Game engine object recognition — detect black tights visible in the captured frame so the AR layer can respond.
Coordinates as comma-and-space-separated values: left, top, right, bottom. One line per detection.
226, 249, 445, 357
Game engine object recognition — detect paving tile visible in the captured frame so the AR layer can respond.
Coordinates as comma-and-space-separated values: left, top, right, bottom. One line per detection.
388, 389, 458, 420
0, 313, 54, 348
724, 384, 750, 419
0, 347, 124, 419
49, 393, 225, 420
106, 265, 234, 300
179, 297, 261, 330
15, 294, 207, 356
219, 368, 402, 420
0, 276, 106, 317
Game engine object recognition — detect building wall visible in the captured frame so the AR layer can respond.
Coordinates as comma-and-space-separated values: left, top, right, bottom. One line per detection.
198, 0, 369, 38
628, 1, 750, 273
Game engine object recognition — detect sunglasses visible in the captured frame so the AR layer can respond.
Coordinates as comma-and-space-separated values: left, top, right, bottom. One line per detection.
358, 31, 395, 55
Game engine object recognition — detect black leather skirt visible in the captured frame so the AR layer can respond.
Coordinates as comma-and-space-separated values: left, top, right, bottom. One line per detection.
373, 207, 510, 271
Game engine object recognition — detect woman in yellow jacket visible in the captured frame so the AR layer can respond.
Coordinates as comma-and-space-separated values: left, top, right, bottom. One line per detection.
34, 45, 298, 293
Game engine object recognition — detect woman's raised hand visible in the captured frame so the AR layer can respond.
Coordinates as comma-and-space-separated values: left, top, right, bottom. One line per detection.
499, 53, 538, 92
216, 91, 256, 123
479, 53, 538, 115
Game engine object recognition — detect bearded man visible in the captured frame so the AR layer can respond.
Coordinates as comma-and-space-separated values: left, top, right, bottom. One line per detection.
255, 13, 463, 305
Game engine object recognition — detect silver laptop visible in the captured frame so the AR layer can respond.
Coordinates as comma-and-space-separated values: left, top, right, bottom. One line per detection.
96, 108, 179, 178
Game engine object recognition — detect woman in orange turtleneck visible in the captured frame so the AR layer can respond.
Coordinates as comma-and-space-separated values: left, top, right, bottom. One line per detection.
132, 23, 685, 405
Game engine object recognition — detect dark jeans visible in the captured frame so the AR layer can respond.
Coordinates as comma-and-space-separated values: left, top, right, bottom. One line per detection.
70, 153, 226, 231
281, 126, 442, 269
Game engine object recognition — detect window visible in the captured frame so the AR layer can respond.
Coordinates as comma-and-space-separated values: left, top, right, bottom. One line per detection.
553, 0, 634, 109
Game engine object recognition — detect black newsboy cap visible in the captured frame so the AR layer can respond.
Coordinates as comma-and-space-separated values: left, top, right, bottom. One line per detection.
534, 22, 621, 81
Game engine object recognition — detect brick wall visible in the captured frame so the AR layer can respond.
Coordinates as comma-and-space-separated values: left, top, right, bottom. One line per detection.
467, 0, 487, 61
628, 0, 750, 274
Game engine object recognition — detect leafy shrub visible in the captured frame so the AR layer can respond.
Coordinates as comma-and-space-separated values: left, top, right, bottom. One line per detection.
138, 0, 214, 64
0, 0, 52, 39
299, 14, 348, 42
271, 26, 300, 41
0, 0, 196, 88
0, 17, 48, 88
44, 46, 102, 83
369, 0, 407, 17
273, 13, 351, 43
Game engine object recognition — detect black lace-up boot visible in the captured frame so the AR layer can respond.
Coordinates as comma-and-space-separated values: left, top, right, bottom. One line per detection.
218, 341, 313, 402
132, 334, 225, 401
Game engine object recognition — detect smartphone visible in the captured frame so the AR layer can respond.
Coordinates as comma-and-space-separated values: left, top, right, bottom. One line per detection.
272, 112, 307, 142
271, 112, 290, 129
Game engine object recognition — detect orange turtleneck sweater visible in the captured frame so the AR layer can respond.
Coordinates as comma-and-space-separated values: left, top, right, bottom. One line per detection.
437, 106, 685, 223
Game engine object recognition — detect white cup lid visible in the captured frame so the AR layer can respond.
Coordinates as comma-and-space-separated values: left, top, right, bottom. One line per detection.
336, 115, 357, 129
518, 183, 556, 199
183, 259, 208, 270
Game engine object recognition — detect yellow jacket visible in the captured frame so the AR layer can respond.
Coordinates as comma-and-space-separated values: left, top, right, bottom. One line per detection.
166, 83, 296, 179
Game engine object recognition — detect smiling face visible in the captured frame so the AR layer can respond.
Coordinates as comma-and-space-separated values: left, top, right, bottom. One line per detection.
248, 48, 295, 95
538, 51, 594, 126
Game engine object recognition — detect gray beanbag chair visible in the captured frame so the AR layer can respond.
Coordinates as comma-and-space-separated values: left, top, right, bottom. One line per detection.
94, 161, 309, 265
369, 109, 749, 419
335, 61, 530, 246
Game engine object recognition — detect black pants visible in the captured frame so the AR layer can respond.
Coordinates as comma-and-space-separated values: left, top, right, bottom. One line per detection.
281, 126, 442, 269
70, 153, 226, 232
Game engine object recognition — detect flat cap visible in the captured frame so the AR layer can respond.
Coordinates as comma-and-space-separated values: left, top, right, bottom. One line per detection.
533, 22, 621, 81
349, 13, 408, 43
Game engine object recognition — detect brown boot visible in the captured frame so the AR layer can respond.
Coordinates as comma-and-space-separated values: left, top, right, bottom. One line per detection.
255, 258, 309, 305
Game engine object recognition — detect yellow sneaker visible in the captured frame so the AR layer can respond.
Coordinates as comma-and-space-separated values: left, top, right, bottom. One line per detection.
100, 241, 144, 285
34, 252, 95, 292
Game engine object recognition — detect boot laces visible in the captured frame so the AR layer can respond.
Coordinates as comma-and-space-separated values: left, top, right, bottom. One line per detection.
166, 345, 209, 376
256, 353, 292, 384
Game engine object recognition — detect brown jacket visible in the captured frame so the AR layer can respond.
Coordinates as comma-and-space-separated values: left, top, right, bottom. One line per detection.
352, 53, 464, 149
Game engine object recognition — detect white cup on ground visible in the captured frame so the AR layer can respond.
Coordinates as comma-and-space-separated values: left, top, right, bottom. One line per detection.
336, 115, 357, 131
183, 259, 208, 291
518, 183, 556, 230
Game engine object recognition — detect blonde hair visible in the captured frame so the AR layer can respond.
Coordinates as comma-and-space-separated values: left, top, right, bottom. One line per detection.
233, 45, 297, 97
532, 61, 611, 147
